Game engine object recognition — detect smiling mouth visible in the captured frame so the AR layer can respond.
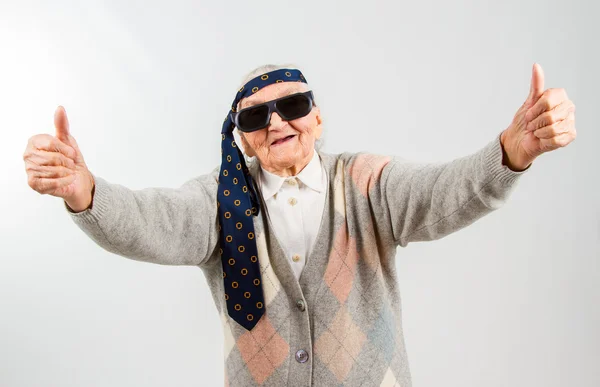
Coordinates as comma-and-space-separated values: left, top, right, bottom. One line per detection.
271, 135, 296, 146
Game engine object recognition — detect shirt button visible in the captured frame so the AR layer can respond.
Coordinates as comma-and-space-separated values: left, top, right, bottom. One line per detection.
296, 299, 306, 311
292, 254, 301, 262
286, 178, 297, 186
288, 197, 298, 206
295, 349, 309, 363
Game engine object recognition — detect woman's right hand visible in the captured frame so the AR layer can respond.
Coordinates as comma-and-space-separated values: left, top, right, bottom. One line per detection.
23, 105, 95, 212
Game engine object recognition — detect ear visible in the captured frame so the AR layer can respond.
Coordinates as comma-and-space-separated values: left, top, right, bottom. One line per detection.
313, 106, 323, 140
238, 131, 257, 157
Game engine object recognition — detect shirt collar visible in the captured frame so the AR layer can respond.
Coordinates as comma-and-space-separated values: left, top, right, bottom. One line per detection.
296, 150, 325, 193
258, 150, 325, 200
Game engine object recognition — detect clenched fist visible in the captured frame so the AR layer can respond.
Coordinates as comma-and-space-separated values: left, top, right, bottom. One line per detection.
23, 106, 95, 212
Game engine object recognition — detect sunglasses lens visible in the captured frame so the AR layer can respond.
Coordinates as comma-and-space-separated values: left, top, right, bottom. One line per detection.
237, 105, 269, 132
276, 94, 311, 120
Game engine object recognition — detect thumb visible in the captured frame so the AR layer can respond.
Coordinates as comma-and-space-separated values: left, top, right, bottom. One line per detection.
54, 105, 71, 144
54, 105, 85, 164
526, 63, 545, 105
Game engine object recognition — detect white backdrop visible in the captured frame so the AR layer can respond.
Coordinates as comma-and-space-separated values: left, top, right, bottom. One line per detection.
2, 0, 598, 386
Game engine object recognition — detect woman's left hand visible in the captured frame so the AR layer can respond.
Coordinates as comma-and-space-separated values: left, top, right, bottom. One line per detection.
500, 63, 577, 171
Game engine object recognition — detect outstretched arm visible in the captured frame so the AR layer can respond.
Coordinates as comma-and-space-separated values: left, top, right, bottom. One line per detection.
380, 63, 575, 247
65, 168, 220, 267
381, 132, 527, 247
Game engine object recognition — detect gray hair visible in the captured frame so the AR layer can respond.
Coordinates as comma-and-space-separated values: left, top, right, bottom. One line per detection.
234, 63, 324, 165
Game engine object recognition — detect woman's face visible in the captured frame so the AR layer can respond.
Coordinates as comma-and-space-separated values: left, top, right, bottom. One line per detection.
237, 82, 322, 176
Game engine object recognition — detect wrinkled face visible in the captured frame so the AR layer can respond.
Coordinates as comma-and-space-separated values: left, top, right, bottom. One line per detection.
237, 82, 322, 175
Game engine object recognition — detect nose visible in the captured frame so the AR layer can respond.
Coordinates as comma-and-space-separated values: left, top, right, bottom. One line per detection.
267, 111, 287, 130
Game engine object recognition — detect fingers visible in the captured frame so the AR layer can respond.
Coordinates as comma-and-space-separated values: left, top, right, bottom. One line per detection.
26, 164, 74, 180
538, 130, 576, 151
24, 134, 78, 195
27, 134, 77, 160
527, 100, 575, 132
25, 151, 76, 194
29, 174, 76, 195
533, 112, 575, 139
25, 149, 77, 170
526, 88, 569, 122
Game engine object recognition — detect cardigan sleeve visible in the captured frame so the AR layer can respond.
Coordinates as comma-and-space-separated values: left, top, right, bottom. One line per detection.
380, 132, 529, 247
63, 167, 220, 267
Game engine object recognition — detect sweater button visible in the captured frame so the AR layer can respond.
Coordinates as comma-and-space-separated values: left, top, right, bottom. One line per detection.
296, 299, 306, 311
295, 349, 309, 363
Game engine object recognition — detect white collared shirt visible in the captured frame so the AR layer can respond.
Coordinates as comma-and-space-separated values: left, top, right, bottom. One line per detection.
257, 150, 327, 281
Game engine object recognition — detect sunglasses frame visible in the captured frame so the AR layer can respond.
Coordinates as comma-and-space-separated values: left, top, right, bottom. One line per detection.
231, 90, 315, 133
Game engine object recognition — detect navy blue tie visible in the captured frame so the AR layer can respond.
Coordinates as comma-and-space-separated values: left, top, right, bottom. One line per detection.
218, 68, 308, 330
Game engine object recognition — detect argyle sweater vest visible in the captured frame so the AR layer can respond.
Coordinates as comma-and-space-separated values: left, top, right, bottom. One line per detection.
65, 132, 528, 386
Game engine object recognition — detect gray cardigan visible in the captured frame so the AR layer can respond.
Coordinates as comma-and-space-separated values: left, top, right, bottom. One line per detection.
65, 132, 528, 386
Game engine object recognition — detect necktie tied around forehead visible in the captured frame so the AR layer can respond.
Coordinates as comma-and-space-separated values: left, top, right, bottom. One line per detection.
218, 68, 308, 330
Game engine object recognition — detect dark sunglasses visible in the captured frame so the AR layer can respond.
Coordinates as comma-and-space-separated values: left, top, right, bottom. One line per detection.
231, 90, 315, 133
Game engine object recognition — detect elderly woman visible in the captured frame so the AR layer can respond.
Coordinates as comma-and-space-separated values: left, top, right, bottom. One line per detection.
24, 63, 576, 386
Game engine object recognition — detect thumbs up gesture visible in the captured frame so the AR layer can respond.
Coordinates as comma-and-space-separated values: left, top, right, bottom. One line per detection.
500, 63, 577, 171
23, 106, 95, 212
